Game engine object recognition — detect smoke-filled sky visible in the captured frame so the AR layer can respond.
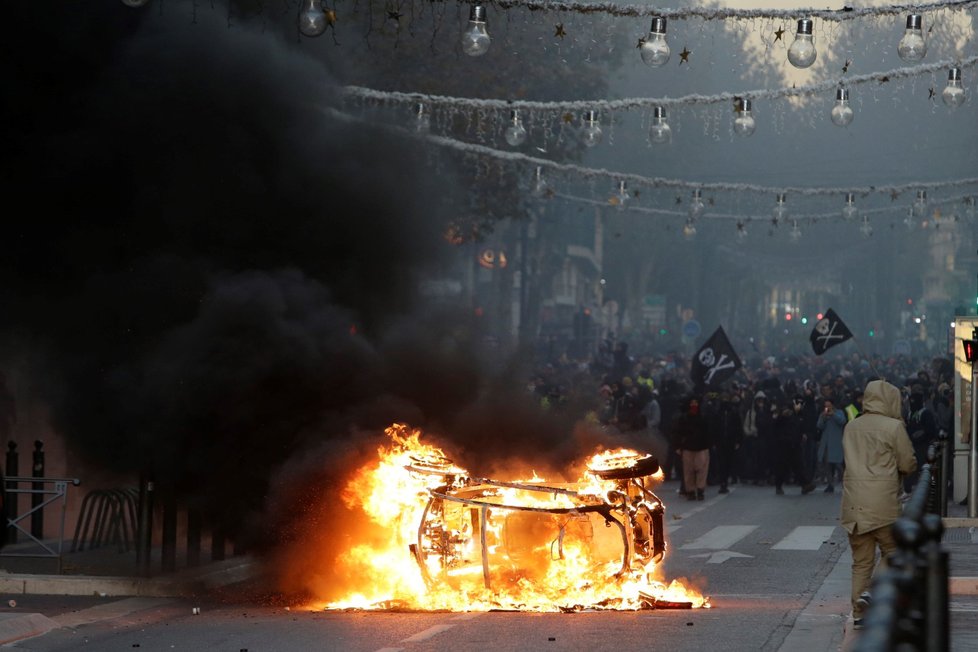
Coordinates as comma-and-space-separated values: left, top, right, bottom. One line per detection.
0, 2, 632, 569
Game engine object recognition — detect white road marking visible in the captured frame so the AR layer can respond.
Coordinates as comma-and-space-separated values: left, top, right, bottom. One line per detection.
400, 624, 455, 642
681, 525, 757, 550
52, 597, 172, 628
689, 550, 753, 564
772, 526, 836, 550
452, 612, 484, 620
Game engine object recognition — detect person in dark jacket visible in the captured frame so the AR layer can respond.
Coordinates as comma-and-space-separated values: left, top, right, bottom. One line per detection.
674, 395, 711, 501
713, 392, 744, 493
773, 395, 816, 495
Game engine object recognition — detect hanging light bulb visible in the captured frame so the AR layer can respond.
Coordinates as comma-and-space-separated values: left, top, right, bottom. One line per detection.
461, 4, 491, 57
860, 216, 873, 238
414, 103, 431, 134
611, 181, 629, 211
842, 193, 858, 221
733, 98, 756, 137
121, 0, 150, 7
904, 206, 916, 230
943, 68, 966, 107
298, 0, 328, 37
736, 221, 748, 242
830, 87, 854, 127
787, 19, 817, 68
581, 110, 603, 148
772, 193, 788, 222
504, 109, 527, 147
789, 220, 802, 243
682, 218, 697, 241
966, 197, 977, 221
913, 190, 928, 217
688, 189, 705, 220
649, 106, 672, 144
530, 166, 549, 198
897, 14, 927, 63
640, 17, 671, 67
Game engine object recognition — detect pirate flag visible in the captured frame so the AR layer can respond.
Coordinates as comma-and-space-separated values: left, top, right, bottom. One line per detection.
810, 308, 854, 355
691, 326, 743, 388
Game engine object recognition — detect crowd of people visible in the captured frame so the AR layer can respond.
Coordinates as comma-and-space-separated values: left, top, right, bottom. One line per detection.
527, 338, 954, 501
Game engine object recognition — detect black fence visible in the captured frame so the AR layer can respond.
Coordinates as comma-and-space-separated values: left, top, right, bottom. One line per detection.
853, 437, 950, 651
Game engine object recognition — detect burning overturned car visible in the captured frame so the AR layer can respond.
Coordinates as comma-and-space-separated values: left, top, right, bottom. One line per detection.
326, 424, 707, 612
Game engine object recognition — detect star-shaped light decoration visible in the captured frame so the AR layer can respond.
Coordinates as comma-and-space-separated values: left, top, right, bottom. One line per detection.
326, 9, 337, 26
774, 27, 785, 42
708, 197, 715, 206
928, 87, 936, 100
387, 10, 402, 22
679, 47, 691, 64
843, 58, 852, 73
771, 216, 780, 227
675, 196, 683, 205
555, 23, 566, 39
879, 75, 890, 84
890, 190, 900, 201
562, 113, 574, 124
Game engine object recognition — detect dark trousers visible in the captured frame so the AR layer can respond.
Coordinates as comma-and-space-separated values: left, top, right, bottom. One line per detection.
774, 438, 810, 488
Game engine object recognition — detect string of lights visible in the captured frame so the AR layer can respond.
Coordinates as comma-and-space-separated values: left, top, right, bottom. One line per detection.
491, 0, 978, 22
344, 53, 978, 113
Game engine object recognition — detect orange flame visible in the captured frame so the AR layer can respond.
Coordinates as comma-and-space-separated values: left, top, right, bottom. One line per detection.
316, 424, 708, 612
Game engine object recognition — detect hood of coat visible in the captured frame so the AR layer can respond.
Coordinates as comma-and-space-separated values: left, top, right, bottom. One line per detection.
861, 379, 902, 419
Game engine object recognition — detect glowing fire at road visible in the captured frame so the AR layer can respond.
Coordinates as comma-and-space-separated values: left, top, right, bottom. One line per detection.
319, 424, 708, 612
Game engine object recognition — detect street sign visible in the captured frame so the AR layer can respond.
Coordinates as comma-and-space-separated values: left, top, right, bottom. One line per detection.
682, 320, 702, 339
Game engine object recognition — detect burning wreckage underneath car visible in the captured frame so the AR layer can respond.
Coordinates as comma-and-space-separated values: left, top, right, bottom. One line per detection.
325, 425, 708, 612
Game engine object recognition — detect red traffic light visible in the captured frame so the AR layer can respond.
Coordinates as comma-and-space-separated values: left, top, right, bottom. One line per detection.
964, 339, 978, 363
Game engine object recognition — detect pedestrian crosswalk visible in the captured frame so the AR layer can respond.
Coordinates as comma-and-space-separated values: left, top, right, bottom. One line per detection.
668, 525, 838, 552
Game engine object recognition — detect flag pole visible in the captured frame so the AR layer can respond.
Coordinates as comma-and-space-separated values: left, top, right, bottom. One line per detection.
848, 335, 885, 381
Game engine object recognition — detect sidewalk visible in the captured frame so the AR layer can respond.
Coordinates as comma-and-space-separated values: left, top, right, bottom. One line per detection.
940, 498, 978, 651
0, 543, 258, 644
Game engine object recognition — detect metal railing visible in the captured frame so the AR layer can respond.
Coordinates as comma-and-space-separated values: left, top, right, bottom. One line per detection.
1, 476, 82, 573
853, 441, 950, 651
70, 488, 139, 553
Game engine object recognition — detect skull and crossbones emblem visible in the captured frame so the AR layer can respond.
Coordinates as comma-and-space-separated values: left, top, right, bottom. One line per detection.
815, 318, 831, 335
698, 347, 716, 368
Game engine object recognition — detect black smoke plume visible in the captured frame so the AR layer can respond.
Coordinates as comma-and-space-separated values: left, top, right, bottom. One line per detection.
1, 4, 615, 582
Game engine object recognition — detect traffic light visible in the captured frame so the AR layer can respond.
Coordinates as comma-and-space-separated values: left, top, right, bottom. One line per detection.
964, 339, 978, 363
801, 317, 808, 325
868, 329, 875, 337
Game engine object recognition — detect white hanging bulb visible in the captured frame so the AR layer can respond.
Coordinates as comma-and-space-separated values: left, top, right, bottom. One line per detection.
913, 190, 928, 217
733, 98, 756, 137
640, 17, 671, 67
789, 219, 802, 243
414, 103, 431, 134
966, 197, 977, 221
772, 193, 788, 222
688, 189, 705, 220
461, 4, 491, 57
530, 166, 549, 198
298, 0, 328, 37
904, 206, 916, 230
121, 0, 150, 7
830, 87, 854, 127
504, 109, 527, 147
860, 215, 873, 238
898, 14, 927, 63
611, 181, 629, 211
581, 110, 603, 148
787, 19, 817, 68
682, 218, 697, 241
842, 193, 858, 221
943, 68, 966, 107
649, 106, 672, 144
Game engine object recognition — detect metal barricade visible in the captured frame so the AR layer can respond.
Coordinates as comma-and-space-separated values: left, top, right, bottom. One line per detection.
1, 476, 81, 574
70, 488, 139, 554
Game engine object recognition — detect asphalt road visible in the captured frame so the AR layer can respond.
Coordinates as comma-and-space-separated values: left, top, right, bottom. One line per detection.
4, 482, 856, 652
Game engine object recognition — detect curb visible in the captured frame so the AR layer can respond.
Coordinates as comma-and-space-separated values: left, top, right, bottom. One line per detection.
0, 613, 59, 645
0, 558, 257, 598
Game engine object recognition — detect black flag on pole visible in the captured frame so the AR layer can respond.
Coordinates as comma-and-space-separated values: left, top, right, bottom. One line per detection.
691, 326, 743, 388
810, 308, 854, 355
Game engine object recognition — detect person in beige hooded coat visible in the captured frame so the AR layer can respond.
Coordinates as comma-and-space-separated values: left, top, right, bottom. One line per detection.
841, 379, 917, 625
